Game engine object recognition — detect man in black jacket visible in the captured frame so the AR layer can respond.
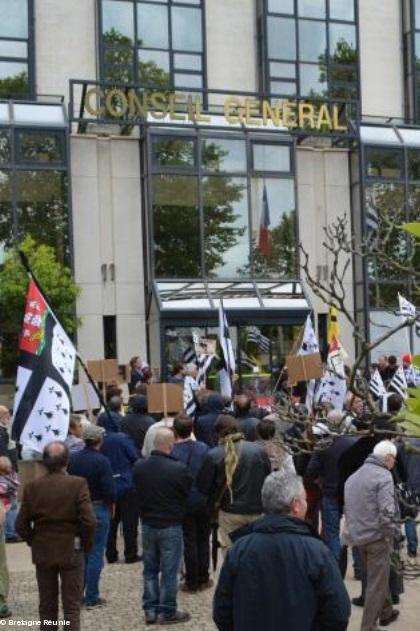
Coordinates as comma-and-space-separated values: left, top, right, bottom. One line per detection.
213, 469, 350, 631
121, 395, 155, 455
197, 415, 271, 553
133, 427, 192, 626
234, 394, 259, 441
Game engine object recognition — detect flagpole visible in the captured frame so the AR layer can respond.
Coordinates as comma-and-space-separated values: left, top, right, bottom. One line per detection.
18, 250, 112, 422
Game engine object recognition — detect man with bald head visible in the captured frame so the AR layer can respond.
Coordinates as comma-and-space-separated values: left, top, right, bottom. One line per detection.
134, 427, 193, 625
16, 441, 96, 631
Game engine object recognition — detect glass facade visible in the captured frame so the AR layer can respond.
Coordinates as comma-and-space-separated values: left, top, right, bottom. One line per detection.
100, 0, 205, 91
259, 0, 358, 99
363, 143, 420, 309
0, 0, 33, 99
0, 126, 69, 265
148, 131, 296, 280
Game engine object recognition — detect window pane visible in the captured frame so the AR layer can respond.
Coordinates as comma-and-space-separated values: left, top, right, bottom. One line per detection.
16, 171, 70, 264
299, 20, 326, 62
174, 73, 202, 88
152, 137, 195, 168
0, 130, 10, 164
253, 144, 291, 172
298, 0, 325, 19
369, 284, 408, 308
415, 0, 420, 28
0, 40, 27, 58
251, 178, 296, 278
18, 132, 64, 164
329, 0, 355, 21
268, 0, 294, 13
408, 184, 420, 221
300, 63, 327, 96
408, 149, 420, 181
203, 176, 249, 278
138, 49, 170, 86
0, 61, 28, 98
137, 3, 169, 48
329, 23, 356, 58
366, 148, 403, 178
102, 0, 134, 43
202, 138, 246, 172
270, 62, 296, 78
171, 7, 202, 52
0, 0, 28, 39
152, 174, 200, 277
0, 170, 12, 260
174, 53, 202, 70
270, 80, 296, 95
267, 17, 296, 60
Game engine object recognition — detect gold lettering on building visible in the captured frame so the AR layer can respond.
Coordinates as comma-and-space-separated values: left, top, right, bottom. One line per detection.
82, 87, 349, 133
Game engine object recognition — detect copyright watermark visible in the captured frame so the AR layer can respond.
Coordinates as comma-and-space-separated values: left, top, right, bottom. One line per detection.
0, 622, 70, 627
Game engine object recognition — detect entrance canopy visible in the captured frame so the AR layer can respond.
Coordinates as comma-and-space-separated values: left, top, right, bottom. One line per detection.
152, 280, 311, 324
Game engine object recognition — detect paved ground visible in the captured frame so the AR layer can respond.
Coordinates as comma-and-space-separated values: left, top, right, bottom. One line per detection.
5, 541, 420, 630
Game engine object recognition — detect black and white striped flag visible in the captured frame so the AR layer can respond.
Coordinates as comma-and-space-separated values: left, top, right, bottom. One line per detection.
240, 350, 255, 370
247, 326, 270, 353
197, 353, 214, 387
366, 201, 379, 250
388, 366, 408, 400
369, 368, 386, 399
182, 346, 197, 364
218, 302, 235, 398
398, 293, 416, 319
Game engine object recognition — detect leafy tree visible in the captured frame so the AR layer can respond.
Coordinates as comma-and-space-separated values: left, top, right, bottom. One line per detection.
0, 236, 80, 377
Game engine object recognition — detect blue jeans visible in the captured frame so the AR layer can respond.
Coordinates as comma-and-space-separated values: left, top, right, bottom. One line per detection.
405, 520, 418, 555
142, 524, 183, 618
321, 496, 342, 561
5, 507, 17, 539
85, 503, 110, 605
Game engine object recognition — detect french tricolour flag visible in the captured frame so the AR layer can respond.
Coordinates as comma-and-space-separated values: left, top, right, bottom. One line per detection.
258, 183, 271, 257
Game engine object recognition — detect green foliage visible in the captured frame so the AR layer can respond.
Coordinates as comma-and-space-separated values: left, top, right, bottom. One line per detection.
0, 236, 80, 377
401, 222, 420, 239
0, 71, 29, 99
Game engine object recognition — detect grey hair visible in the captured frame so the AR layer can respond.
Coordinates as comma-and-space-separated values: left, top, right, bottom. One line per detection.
153, 427, 174, 451
262, 470, 305, 515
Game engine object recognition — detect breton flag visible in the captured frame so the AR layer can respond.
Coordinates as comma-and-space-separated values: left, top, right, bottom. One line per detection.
183, 375, 199, 417
366, 201, 379, 250
388, 365, 408, 400
247, 326, 270, 353
218, 301, 235, 398
315, 336, 347, 410
11, 279, 76, 454
299, 315, 319, 355
369, 368, 387, 398
398, 293, 416, 319
258, 183, 271, 257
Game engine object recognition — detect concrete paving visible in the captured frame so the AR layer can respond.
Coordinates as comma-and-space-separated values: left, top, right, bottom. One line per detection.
5, 541, 420, 630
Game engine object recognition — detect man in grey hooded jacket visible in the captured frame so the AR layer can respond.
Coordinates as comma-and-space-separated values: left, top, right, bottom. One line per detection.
344, 440, 398, 631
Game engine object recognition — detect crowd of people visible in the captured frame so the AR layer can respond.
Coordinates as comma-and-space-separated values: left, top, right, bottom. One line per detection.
0, 350, 418, 631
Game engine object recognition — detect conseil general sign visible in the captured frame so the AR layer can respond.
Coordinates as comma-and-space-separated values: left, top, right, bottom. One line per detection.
73, 83, 353, 133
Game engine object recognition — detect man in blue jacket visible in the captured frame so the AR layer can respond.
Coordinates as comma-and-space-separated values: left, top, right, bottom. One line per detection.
68, 424, 116, 609
101, 431, 140, 564
213, 469, 350, 631
134, 427, 192, 625
171, 414, 210, 593
195, 393, 224, 447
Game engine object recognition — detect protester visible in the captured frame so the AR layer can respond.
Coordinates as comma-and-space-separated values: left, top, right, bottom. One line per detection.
0, 456, 19, 543
129, 355, 148, 394
233, 394, 259, 441
377, 355, 394, 386
97, 396, 123, 433
168, 364, 185, 385
68, 424, 116, 609
0, 408, 11, 459
197, 415, 271, 553
121, 395, 155, 455
100, 430, 140, 564
65, 414, 85, 454
16, 442, 96, 631
194, 393, 225, 447
305, 411, 357, 563
134, 427, 192, 625
213, 469, 351, 631
400, 437, 420, 557
171, 414, 211, 593
142, 416, 175, 458
255, 418, 295, 472
344, 440, 399, 630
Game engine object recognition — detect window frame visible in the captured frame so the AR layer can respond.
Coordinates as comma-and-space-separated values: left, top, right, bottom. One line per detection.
0, 0, 35, 100
98, 0, 207, 96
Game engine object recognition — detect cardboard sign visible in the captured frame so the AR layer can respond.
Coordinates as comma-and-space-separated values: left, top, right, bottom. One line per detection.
194, 337, 217, 356
147, 383, 184, 415
286, 353, 323, 384
87, 359, 119, 383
